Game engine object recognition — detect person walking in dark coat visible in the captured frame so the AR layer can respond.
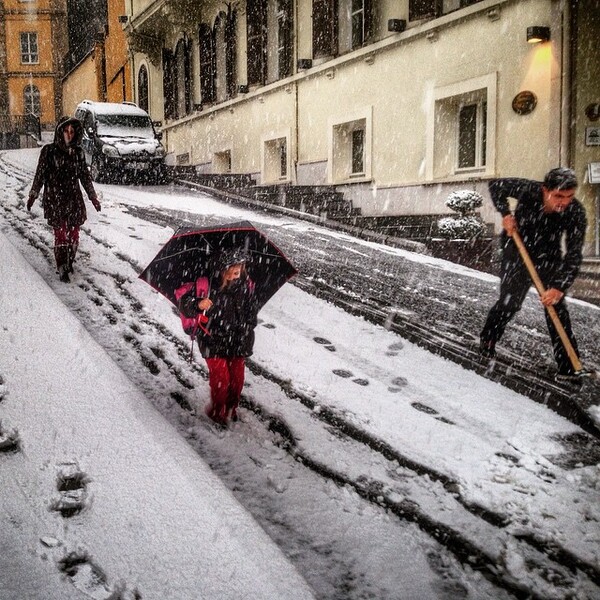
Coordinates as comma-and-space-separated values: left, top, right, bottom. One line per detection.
479, 168, 587, 381
178, 249, 259, 425
27, 116, 101, 282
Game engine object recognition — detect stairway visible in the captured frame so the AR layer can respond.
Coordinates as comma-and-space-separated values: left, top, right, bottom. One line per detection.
570, 259, 600, 306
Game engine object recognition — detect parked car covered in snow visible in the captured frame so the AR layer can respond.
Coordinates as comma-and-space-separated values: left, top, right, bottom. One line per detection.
75, 100, 166, 184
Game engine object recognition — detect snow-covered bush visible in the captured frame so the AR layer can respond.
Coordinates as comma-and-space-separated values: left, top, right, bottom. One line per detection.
437, 190, 486, 240
437, 216, 486, 240
445, 190, 484, 215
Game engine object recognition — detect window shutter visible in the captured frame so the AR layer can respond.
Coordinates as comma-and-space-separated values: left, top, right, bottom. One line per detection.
225, 8, 237, 97
313, 0, 338, 59
277, 0, 293, 79
364, 0, 374, 42
247, 0, 267, 86
199, 24, 216, 104
162, 49, 176, 120
184, 37, 193, 114
409, 0, 441, 21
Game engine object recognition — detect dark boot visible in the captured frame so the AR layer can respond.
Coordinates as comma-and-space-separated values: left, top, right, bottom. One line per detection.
54, 247, 70, 283
67, 243, 78, 274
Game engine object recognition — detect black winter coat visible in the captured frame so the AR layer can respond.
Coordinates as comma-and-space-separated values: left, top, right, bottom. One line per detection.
179, 275, 259, 359
30, 117, 97, 228
489, 178, 587, 292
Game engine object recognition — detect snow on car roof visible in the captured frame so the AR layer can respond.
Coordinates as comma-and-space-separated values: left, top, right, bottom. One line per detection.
78, 101, 150, 117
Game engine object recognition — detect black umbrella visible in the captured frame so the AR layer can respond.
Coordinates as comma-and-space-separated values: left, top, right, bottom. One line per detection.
139, 220, 297, 310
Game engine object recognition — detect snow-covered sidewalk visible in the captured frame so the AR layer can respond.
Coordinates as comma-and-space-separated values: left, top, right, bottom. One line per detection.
0, 231, 315, 600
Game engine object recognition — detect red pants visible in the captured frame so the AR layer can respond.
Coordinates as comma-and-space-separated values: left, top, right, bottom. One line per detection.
205, 357, 245, 421
54, 223, 80, 248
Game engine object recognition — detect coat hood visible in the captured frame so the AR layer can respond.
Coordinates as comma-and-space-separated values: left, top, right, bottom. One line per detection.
214, 248, 250, 272
54, 116, 84, 151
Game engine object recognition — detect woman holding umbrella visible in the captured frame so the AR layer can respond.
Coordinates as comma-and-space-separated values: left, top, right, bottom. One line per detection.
178, 248, 259, 425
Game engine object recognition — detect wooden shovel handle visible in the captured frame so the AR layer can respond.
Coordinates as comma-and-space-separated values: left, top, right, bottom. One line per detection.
512, 231, 582, 372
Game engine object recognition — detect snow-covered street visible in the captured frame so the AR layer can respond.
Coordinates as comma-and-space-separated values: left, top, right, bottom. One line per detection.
1, 148, 599, 599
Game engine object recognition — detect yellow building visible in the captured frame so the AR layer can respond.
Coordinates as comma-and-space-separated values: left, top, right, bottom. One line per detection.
62, 0, 132, 115
1, 0, 67, 130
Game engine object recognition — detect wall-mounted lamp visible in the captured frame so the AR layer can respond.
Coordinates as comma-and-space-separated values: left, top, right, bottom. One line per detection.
526, 26, 550, 43
387, 19, 406, 33
238, 84, 249, 94
297, 59, 312, 70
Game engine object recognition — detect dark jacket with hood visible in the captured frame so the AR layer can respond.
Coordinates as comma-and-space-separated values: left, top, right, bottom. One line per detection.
179, 271, 259, 359
489, 177, 587, 292
29, 117, 97, 228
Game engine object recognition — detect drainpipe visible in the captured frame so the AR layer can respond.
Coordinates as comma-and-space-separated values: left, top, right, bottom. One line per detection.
559, 0, 571, 167
293, 0, 299, 185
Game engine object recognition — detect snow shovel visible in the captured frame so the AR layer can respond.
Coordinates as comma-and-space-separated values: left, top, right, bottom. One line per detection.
512, 230, 590, 378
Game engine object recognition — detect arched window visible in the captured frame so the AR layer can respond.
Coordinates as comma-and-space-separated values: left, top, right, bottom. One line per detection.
23, 84, 41, 116
175, 40, 186, 118
199, 23, 216, 104
162, 48, 177, 120
138, 65, 149, 113
174, 37, 193, 118
225, 7, 237, 98
214, 14, 227, 103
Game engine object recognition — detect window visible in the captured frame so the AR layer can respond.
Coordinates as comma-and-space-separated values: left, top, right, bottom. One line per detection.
175, 38, 192, 117
225, 9, 237, 97
351, 128, 365, 174
214, 150, 232, 173
426, 73, 496, 180
262, 134, 290, 183
409, 0, 483, 20
138, 65, 149, 113
313, 0, 338, 59
162, 49, 177, 120
23, 84, 41, 116
328, 108, 372, 183
351, 0, 373, 48
279, 143, 287, 178
20, 32, 39, 64
457, 101, 486, 170
277, 0, 293, 79
247, 0, 267, 86
199, 24, 216, 104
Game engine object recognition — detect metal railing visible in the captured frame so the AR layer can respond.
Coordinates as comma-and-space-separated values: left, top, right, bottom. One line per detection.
0, 113, 41, 139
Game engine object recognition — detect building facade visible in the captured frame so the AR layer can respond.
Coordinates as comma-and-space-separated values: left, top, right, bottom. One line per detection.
62, 0, 132, 115
125, 0, 600, 255
0, 0, 67, 130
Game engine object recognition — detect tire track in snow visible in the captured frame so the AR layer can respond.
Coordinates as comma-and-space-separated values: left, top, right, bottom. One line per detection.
1, 157, 599, 599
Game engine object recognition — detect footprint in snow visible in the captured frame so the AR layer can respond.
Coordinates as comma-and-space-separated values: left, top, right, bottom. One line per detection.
332, 370, 369, 386
0, 420, 20, 453
386, 341, 404, 356
314, 336, 336, 352
411, 402, 455, 425
333, 369, 353, 378
59, 551, 141, 599
412, 402, 438, 415
51, 463, 90, 518
262, 322, 276, 329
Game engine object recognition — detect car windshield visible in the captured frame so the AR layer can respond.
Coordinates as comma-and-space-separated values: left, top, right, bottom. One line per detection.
96, 114, 154, 139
